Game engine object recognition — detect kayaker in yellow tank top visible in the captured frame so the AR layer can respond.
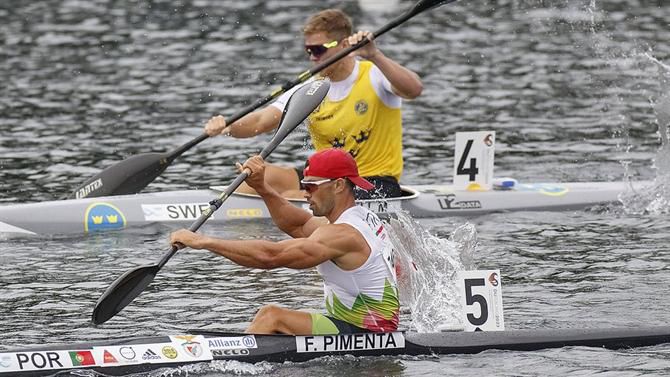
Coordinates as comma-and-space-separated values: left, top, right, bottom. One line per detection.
306, 60, 403, 194
203, 9, 422, 199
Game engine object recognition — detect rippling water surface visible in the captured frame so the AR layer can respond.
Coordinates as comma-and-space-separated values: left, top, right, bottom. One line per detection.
1, 0, 670, 375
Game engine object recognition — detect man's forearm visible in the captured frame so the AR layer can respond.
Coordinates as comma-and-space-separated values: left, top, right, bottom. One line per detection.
225, 111, 264, 138
370, 52, 423, 99
200, 237, 279, 269
227, 107, 282, 138
255, 184, 312, 236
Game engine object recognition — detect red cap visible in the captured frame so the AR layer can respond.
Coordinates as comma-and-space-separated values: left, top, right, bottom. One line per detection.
304, 149, 374, 190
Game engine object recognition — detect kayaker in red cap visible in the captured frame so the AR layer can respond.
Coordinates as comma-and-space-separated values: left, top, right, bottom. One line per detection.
170, 148, 399, 335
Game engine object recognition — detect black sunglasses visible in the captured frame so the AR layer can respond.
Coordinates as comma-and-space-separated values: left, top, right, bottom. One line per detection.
304, 40, 339, 58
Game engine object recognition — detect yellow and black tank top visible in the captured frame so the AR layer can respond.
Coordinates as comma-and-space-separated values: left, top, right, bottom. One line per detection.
272, 60, 404, 181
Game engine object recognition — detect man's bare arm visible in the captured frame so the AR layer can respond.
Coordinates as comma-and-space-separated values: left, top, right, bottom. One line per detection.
242, 155, 326, 238
205, 106, 283, 137
170, 225, 360, 270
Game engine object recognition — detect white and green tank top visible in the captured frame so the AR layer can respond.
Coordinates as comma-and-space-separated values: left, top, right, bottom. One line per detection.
316, 206, 400, 332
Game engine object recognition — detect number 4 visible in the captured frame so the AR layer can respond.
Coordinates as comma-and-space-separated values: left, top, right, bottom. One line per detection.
457, 139, 479, 181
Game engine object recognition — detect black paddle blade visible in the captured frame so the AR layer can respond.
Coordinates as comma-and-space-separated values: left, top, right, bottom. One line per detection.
69, 152, 171, 199
69, 82, 329, 201
91, 264, 160, 325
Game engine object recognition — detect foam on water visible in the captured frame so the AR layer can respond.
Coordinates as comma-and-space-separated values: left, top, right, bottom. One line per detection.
134, 359, 277, 376
386, 211, 477, 333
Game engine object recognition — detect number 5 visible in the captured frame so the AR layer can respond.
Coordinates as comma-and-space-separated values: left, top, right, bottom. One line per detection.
464, 278, 488, 326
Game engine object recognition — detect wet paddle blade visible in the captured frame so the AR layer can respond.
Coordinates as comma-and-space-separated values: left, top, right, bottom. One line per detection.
69, 152, 171, 199
91, 264, 160, 325
261, 80, 331, 158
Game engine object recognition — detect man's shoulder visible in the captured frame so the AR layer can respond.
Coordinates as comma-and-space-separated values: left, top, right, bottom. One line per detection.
308, 222, 365, 248
363, 62, 400, 105
312, 221, 359, 236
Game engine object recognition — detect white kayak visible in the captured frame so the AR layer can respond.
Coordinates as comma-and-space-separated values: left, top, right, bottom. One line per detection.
0, 180, 649, 236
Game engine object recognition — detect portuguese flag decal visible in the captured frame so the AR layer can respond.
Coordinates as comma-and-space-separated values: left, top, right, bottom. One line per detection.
69, 350, 96, 366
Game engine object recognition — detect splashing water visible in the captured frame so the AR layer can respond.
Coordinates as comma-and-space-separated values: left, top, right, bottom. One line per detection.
620, 56, 670, 215
586, 2, 670, 214
648, 55, 670, 178
385, 211, 477, 333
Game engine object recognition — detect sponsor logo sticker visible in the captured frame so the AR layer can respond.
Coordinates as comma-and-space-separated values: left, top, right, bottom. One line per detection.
103, 350, 118, 364
516, 183, 569, 196
306, 80, 325, 96
74, 178, 103, 199
212, 349, 250, 357
207, 335, 258, 350
142, 349, 162, 361
296, 332, 405, 353
226, 208, 263, 218
118, 346, 136, 361
182, 342, 203, 357
437, 194, 482, 210
0, 354, 13, 369
162, 346, 178, 359
172, 335, 207, 358
84, 203, 126, 232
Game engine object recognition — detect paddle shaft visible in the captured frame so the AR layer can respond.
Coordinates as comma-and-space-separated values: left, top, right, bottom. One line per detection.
163, 79, 330, 272
91, 80, 331, 325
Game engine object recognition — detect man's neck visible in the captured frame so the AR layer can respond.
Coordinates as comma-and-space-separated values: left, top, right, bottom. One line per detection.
326, 198, 357, 223
326, 57, 356, 82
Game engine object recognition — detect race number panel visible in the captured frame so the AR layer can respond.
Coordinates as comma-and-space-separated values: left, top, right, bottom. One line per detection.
458, 270, 505, 331
453, 131, 495, 190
